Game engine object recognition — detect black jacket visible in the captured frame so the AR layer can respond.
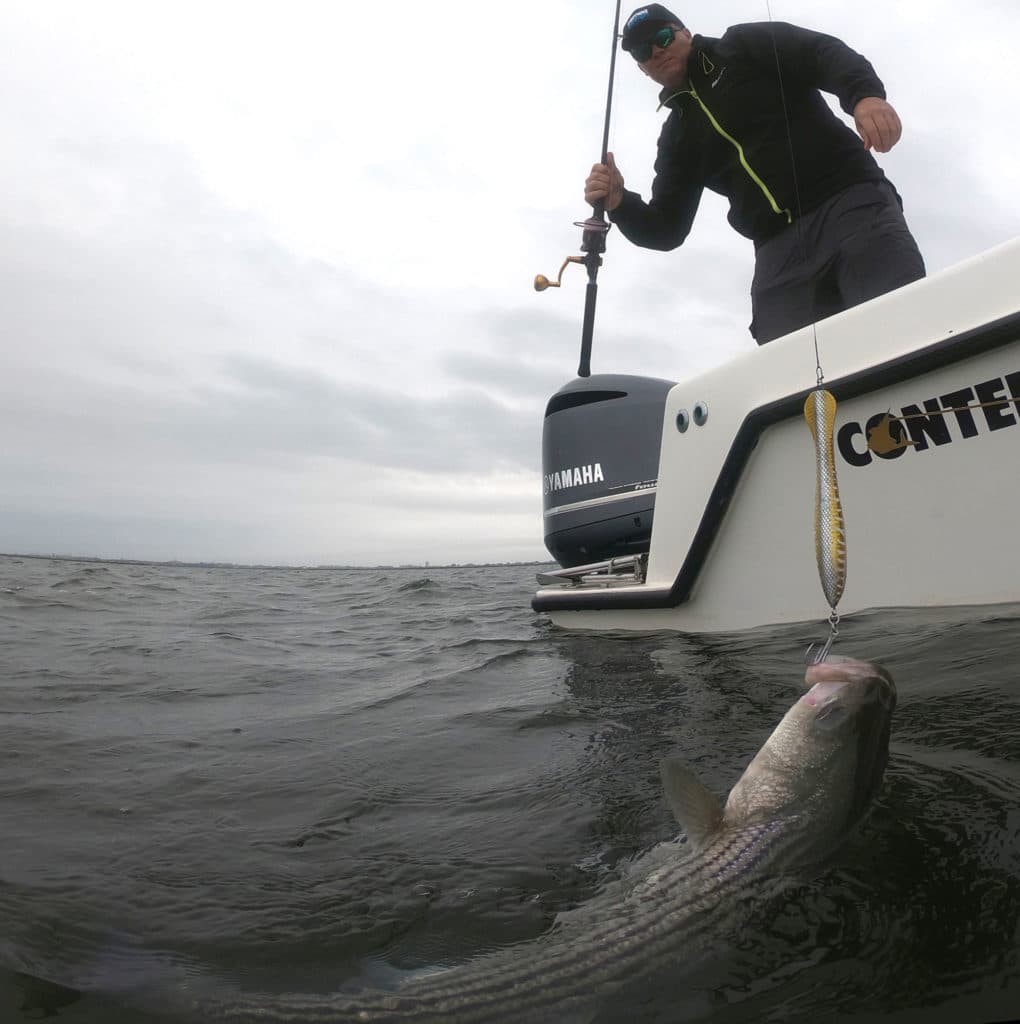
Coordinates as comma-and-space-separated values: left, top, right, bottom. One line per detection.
610, 22, 892, 247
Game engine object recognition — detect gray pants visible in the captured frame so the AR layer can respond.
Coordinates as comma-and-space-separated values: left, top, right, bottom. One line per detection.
750, 181, 926, 344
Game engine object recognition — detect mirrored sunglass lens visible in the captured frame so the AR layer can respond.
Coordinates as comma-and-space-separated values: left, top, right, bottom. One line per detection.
632, 26, 674, 62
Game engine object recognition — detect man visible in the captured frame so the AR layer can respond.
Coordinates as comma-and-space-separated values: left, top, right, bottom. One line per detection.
584, 5, 926, 344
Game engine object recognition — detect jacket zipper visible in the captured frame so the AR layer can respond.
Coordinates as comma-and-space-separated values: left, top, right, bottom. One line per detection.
687, 84, 792, 225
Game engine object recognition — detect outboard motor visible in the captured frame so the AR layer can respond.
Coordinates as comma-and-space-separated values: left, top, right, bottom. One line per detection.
542, 373, 676, 568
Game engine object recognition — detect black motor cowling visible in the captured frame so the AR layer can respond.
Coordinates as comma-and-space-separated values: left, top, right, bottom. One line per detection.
542, 373, 676, 568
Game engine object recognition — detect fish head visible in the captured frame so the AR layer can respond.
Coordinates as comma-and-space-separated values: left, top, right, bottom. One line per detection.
723, 656, 896, 847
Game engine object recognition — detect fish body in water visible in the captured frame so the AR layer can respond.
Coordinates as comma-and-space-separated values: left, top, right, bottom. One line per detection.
181, 656, 896, 1022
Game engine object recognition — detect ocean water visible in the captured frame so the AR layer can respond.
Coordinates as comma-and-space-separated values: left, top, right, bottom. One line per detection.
1, 553, 1018, 1023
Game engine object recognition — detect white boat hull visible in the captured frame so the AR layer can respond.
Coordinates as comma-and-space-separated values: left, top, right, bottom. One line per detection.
534, 238, 1020, 632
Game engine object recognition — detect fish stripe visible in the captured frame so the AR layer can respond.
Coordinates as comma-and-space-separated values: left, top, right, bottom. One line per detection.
192, 821, 810, 1022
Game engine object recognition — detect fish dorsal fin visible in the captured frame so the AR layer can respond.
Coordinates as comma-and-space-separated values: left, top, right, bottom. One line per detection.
660, 756, 724, 848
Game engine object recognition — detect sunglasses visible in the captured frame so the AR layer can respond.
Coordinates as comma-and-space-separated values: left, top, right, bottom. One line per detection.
630, 25, 677, 63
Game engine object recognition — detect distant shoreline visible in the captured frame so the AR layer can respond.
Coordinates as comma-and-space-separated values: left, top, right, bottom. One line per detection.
0, 552, 554, 572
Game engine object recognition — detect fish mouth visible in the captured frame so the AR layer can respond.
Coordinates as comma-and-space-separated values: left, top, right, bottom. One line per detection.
801, 656, 896, 709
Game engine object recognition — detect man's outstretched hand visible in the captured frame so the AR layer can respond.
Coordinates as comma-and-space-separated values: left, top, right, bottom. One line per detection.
853, 97, 902, 153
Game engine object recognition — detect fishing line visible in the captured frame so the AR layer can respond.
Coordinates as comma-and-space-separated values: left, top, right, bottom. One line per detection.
764, 0, 846, 660
764, 0, 824, 385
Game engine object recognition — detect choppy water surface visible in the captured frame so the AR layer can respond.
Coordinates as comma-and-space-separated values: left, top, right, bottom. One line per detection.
1, 554, 1018, 1022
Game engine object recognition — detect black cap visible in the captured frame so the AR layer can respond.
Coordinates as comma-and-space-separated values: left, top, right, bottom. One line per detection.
620, 4, 685, 53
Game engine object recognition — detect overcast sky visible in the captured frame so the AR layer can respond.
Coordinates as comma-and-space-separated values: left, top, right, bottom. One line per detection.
1, 1, 1017, 566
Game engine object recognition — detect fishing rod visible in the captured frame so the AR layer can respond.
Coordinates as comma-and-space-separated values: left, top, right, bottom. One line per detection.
534, 0, 623, 378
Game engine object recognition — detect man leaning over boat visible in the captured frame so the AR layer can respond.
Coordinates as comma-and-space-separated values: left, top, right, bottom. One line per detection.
584, 4, 926, 344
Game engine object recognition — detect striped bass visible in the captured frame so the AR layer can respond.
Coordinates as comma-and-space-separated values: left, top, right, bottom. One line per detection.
170, 656, 895, 1022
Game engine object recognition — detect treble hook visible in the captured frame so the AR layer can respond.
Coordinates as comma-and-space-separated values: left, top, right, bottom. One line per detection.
804, 609, 840, 664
